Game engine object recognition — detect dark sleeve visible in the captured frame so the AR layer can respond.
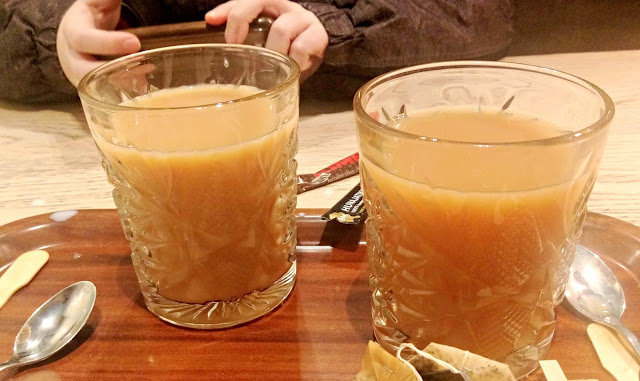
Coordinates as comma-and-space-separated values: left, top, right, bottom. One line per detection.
0, 0, 78, 103
299, 0, 514, 98
302, 0, 514, 74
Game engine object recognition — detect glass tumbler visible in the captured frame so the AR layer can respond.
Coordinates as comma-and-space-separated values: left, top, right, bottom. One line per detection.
79, 44, 300, 329
354, 61, 614, 377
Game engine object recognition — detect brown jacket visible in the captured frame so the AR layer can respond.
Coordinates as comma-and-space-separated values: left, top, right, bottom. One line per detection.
0, 0, 513, 103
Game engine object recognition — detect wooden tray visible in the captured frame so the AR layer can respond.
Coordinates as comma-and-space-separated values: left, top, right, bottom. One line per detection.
0, 210, 638, 380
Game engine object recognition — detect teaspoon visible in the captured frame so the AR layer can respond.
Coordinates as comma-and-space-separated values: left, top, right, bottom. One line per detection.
564, 246, 640, 358
0, 281, 96, 374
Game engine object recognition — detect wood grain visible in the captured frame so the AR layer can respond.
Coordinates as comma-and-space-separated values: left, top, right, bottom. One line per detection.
0, 210, 638, 380
0, 50, 638, 228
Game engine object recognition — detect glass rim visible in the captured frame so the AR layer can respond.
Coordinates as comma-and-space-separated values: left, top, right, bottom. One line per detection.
353, 60, 615, 146
77, 43, 300, 112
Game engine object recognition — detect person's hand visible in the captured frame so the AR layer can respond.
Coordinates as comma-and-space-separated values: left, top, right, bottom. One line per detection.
205, 0, 328, 82
57, 0, 141, 87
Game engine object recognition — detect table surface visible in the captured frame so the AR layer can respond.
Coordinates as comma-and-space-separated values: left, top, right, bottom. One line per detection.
1, 50, 639, 228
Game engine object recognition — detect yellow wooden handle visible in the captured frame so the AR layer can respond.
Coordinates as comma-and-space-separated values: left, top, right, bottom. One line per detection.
588, 323, 639, 381
0, 250, 49, 310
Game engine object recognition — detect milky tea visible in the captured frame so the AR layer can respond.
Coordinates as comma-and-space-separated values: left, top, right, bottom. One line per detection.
79, 45, 300, 329
355, 62, 612, 378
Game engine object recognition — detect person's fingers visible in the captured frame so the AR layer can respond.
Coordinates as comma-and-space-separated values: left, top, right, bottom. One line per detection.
65, 27, 140, 56
83, 0, 123, 29
57, 0, 141, 87
64, 51, 106, 86
83, 0, 122, 13
265, 12, 309, 54
224, 0, 267, 44
203, 0, 327, 82
224, 0, 298, 43
289, 22, 328, 81
204, 1, 235, 25
63, 3, 140, 56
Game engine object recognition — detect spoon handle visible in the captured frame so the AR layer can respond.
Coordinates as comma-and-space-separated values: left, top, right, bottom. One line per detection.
0, 358, 20, 373
607, 317, 640, 360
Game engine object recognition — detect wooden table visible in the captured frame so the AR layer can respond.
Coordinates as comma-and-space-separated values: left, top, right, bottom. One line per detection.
1, 50, 639, 228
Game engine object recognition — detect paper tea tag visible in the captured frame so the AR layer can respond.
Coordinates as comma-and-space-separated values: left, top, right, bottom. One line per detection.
0, 250, 49, 309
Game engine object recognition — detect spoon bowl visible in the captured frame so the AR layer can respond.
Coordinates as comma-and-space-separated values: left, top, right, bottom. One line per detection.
564, 246, 640, 357
0, 281, 96, 373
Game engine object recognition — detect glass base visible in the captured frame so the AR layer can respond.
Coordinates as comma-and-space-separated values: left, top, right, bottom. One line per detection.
503, 331, 553, 379
140, 262, 296, 329
373, 327, 553, 379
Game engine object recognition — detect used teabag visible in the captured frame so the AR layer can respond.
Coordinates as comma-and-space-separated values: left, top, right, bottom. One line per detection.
397, 344, 469, 381
421, 343, 516, 381
354, 341, 516, 381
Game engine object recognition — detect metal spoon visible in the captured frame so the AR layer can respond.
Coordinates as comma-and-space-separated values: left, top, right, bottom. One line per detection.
564, 246, 640, 358
0, 281, 96, 373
